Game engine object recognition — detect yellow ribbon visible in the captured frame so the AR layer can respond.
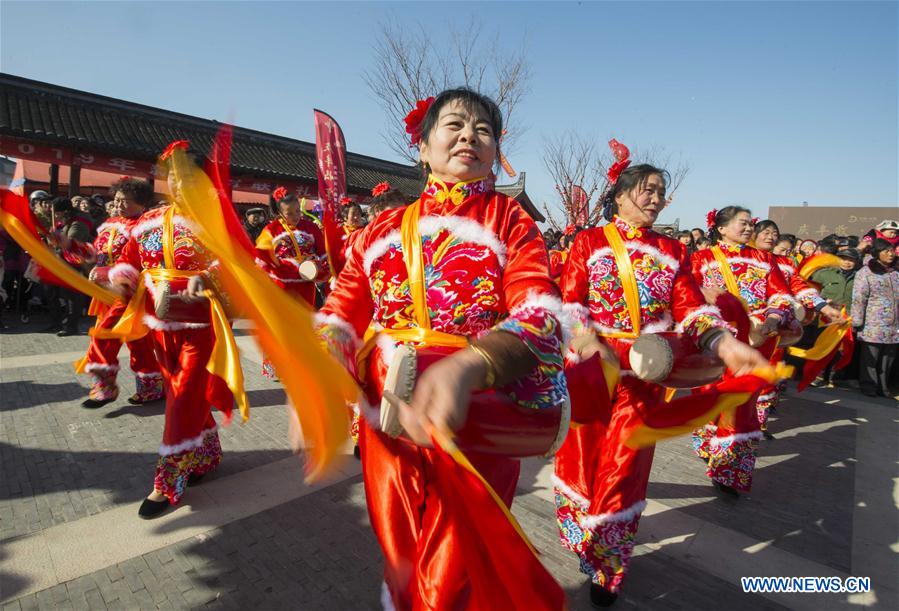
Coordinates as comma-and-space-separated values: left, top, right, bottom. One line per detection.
626, 362, 794, 448
788, 319, 851, 360
106, 226, 118, 264
401, 199, 431, 330
205, 289, 250, 422
166, 148, 355, 481
0, 208, 119, 306
711, 245, 744, 304
162, 205, 176, 269
601, 222, 641, 339
798, 254, 842, 281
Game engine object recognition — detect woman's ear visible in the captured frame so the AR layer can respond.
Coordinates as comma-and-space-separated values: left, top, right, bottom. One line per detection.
418, 142, 429, 167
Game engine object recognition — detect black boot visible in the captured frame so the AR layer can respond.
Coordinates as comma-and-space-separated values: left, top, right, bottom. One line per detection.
762, 429, 775, 440
590, 583, 618, 608
713, 480, 740, 498
81, 397, 117, 409
138, 497, 170, 519
187, 472, 205, 487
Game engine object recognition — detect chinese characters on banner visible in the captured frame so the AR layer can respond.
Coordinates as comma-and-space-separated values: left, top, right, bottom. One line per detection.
313, 109, 348, 274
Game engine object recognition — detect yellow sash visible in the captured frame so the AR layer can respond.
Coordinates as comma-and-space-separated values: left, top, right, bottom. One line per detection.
162, 205, 176, 269
711, 245, 743, 303
788, 314, 852, 361
601, 223, 641, 339
277, 217, 303, 259
0, 207, 119, 305
401, 200, 431, 330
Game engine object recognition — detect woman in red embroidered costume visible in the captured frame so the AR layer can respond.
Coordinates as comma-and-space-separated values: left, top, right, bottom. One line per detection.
96, 143, 238, 519
315, 89, 568, 610
751, 219, 848, 433
691, 206, 799, 495
77, 178, 163, 408
255, 187, 328, 378
548, 225, 579, 282
554, 155, 766, 607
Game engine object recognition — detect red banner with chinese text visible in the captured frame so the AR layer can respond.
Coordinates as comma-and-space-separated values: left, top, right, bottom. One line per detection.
313, 109, 348, 275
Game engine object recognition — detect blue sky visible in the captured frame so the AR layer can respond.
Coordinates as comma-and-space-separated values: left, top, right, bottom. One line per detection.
1, 1, 896, 228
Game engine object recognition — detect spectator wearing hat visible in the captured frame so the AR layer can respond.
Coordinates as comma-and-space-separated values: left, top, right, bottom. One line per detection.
243, 207, 267, 243
29, 190, 53, 230
862, 220, 899, 257
851, 238, 899, 398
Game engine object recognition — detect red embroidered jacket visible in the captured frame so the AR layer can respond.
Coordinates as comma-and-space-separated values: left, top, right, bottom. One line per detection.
315, 175, 568, 411
561, 216, 730, 349
255, 216, 328, 306
691, 242, 797, 322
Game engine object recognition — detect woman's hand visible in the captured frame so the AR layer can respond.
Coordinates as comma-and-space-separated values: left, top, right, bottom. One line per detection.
394, 348, 487, 447
570, 333, 619, 366
820, 304, 847, 323
180, 275, 208, 302
700, 287, 725, 305
714, 332, 769, 376
759, 314, 782, 337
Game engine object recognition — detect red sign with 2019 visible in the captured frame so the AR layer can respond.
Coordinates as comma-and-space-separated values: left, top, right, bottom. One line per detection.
0, 138, 155, 176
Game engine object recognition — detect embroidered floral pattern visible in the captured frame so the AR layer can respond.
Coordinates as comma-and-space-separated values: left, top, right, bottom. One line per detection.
135, 373, 164, 402
755, 386, 779, 431
154, 429, 222, 504
423, 175, 491, 207
94, 224, 131, 266
261, 358, 277, 380
705, 436, 757, 493
555, 488, 641, 593
89, 370, 119, 401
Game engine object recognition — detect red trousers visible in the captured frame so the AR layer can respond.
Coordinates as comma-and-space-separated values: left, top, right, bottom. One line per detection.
360, 420, 520, 611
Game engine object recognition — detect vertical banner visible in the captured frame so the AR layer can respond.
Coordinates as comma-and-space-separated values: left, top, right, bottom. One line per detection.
571, 184, 589, 226
313, 109, 347, 276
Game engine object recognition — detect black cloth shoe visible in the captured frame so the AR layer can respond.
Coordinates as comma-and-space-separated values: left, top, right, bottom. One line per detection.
187, 473, 205, 487
713, 480, 740, 498
590, 584, 618, 608
809, 377, 827, 388
127, 394, 145, 405
353, 445, 361, 460
762, 430, 775, 440
81, 397, 117, 409
138, 497, 170, 519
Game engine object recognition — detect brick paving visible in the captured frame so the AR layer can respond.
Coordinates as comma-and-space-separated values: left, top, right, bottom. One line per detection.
1, 317, 895, 609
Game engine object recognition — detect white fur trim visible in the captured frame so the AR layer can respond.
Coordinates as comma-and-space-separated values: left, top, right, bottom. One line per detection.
131, 212, 198, 238
591, 311, 673, 337
580, 499, 648, 528
97, 221, 131, 238
362, 215, 507, 275
84, 363, 119, 373
108, 263, 139, 287
380, 582, 396, 611
587, 241, 680, 273
757, 391, 778, 403
709, 431, 763, 446
135, 371, 163, 379
794, 288, 817, 301
769, 292, 799, 307
676, 304, 725, 333
376, 332, 398, 366
777, 263, 795, 278
313, 312, 361, 347
551, 474, 591, 510
142, 314, 209, 331
143, 272, 161, 304
159, 425, 218, 456
700, 256, 771, 277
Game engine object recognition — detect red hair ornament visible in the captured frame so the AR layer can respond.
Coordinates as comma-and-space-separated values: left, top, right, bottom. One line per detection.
606, 138, 631, 185
404, 97, 435, 147
272, 186, 289, 202
372, 182, 390, 197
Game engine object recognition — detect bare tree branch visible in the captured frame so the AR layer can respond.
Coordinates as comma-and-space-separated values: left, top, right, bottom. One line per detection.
364, 17, 531, 164
541, 131, 607, 228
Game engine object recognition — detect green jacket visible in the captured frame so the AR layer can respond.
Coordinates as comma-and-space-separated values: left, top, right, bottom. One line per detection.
811, 267, 854, 308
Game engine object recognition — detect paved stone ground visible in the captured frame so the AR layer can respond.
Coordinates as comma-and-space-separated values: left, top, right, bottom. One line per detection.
1, 315, 896, 610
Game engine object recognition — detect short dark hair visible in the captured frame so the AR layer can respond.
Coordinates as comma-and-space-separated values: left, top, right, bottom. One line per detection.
870, 237, 895, 258
52, 197, 73, 213
778, 233, 797, 249
753, 219, 780, 236
419, 88, 503, 171
708, 206, 751, 245
110, 177, 154, 207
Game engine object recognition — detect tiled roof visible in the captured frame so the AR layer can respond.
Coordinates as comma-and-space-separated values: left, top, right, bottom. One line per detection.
0, 73, 543, 219
0, 73, 422, 196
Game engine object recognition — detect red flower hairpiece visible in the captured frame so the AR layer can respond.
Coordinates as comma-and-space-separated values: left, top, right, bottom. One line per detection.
706, 209, 718, 230
339, 196, 353, 206
606, 138, 631, 185
564, 224, 577, 236
272, 186, 288, 202
404, 97, 435, 147
372, 182, 390, 197
751, 217, 760, 225
160, 140, 189, 161
118, 175, 132, 182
